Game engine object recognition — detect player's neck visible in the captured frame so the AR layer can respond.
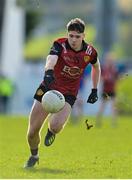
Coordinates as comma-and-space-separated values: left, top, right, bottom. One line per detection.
70, 43, 83, 52
74, 44, 83, 51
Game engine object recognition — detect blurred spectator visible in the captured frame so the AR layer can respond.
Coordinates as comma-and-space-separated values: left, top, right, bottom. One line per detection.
96, 52, 119, 127
0, 73, 14, 114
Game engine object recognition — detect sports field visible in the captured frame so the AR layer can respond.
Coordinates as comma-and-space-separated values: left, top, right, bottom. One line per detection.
0, 115, 132, 179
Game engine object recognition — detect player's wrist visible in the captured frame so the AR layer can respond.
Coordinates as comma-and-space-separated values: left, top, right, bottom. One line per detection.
91, 88, 97, 93
44, 69, 55, 89
45, 69, 54, 76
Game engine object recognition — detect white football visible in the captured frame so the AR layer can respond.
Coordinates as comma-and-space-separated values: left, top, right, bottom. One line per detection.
42, 90, 65, 113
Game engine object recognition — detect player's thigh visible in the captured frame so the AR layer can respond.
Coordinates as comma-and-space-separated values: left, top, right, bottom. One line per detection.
28, 100, 49, 131
49, 102, 72, 127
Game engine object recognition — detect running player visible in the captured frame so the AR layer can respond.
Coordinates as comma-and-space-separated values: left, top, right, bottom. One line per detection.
24, 18, 101, 168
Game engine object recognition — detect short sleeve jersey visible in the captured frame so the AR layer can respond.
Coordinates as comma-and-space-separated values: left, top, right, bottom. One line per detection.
48, 38, 98, 96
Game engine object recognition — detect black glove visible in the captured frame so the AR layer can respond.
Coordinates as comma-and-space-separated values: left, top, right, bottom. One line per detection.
87, 89, 98, 104
44, 69, 55, 89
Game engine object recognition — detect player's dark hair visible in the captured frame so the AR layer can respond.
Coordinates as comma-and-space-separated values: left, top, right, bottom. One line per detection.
67, 18, 85, 33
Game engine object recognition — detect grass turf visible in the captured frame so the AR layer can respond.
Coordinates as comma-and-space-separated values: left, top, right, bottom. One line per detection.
0, 115, 132, 179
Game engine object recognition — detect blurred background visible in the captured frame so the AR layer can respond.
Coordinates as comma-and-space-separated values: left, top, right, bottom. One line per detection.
0, 0, 132, 116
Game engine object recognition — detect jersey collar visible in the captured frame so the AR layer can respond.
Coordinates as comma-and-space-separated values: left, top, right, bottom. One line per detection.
66, 39, 87, 52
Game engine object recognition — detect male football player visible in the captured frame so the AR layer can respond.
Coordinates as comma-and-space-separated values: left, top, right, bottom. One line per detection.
96, 52, 119, 127
24, 18, 101, 168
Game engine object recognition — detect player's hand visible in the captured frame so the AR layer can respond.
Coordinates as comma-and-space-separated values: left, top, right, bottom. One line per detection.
44, 70, 55, 88
87, 89, 98, 104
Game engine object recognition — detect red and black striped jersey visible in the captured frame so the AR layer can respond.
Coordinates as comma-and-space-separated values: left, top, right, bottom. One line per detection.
48, 38, 98, 96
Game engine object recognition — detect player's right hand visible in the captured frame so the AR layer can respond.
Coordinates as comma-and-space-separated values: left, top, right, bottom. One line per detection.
44, 69, 55, 88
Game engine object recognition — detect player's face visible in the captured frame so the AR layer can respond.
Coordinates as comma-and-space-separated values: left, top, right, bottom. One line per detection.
67, 31, 85, 51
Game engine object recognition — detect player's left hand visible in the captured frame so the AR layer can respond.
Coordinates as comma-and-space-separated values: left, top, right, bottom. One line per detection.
44, 69, 55, 89
87, 89, 98, 104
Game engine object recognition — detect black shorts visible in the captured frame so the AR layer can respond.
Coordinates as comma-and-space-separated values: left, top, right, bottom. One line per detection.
34, 83, 76, 107
102, 92, 116, 100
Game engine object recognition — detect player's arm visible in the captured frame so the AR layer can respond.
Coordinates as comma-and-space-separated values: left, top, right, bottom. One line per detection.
91, 58, 101, 89
45, 55, 58, 71
87, 57, 101, 104
43, 55, 58, 88
44, 41, 62, 88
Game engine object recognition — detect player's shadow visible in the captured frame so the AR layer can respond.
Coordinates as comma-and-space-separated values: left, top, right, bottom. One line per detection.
25, 167, 74, 175
34, 167, 73, 174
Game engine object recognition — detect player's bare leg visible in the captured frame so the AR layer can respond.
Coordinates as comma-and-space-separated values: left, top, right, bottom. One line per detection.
44, 102, 71, 146
27, 100, 49, 148
24, 100, 49, 168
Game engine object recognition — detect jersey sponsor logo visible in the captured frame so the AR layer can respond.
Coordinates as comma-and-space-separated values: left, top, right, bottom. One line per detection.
63, 56, 71, 62
62, 65, 83, 77
63, 55, 80, 64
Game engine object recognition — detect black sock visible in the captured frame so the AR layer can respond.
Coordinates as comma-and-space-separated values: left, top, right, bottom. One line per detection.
30, 148, 38, 156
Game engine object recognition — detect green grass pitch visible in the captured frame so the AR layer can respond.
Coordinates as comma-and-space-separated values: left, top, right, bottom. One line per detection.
0, 115, 132, 179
